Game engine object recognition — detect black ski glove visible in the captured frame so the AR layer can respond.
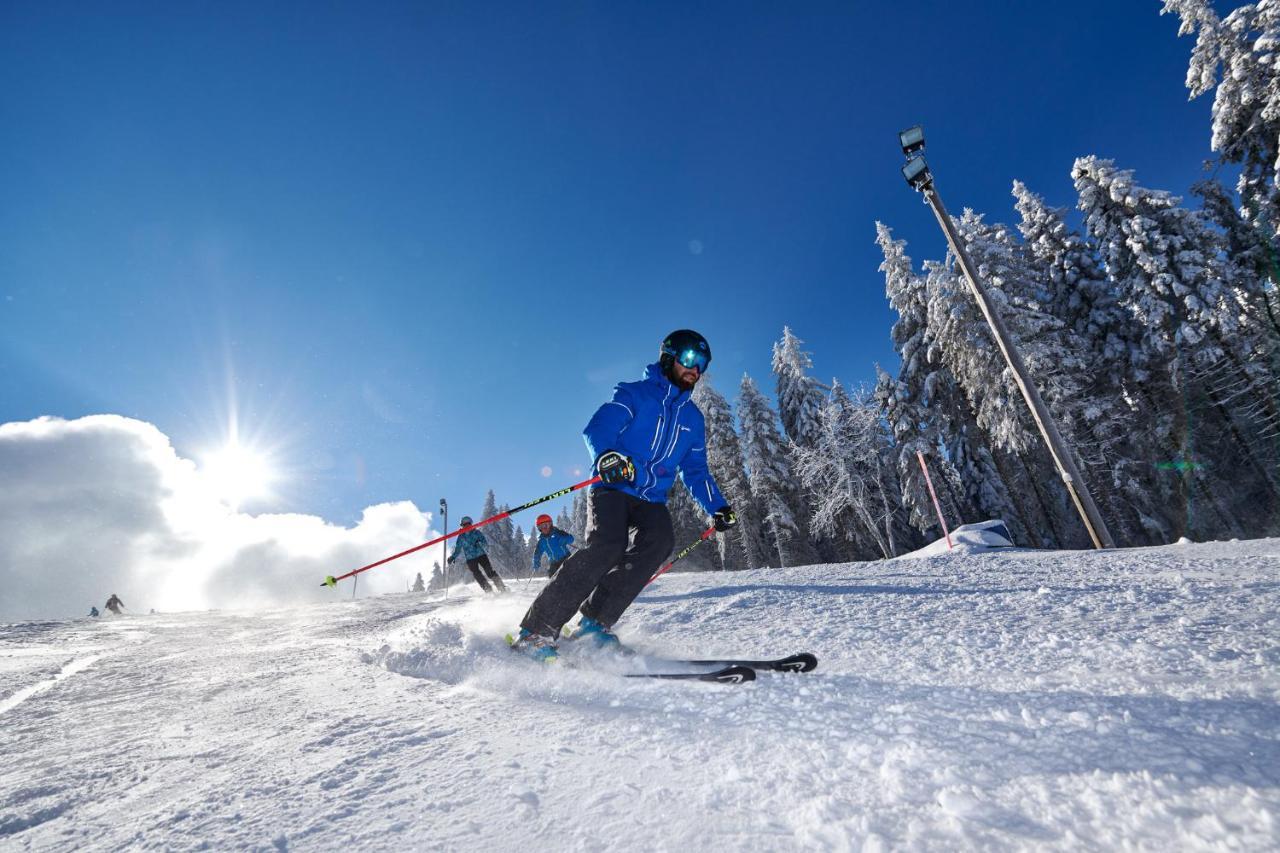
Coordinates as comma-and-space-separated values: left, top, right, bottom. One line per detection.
712, 505, 738, 531
596, 450, 636, 484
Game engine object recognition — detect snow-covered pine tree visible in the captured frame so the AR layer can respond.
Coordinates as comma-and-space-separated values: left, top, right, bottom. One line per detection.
480, 490, 521, 576
428, 561, 446, 592
944, 207, 1133, 548
1164, 0, 1280, 239
1074, 155, 1280, 538
569, 489, 589, 541
1012, 181, 1135, 362
1013, 182, 1172, 546
771, 328, 839, 560
1192, 179, 1280, 331
511, 524, 531, 579
554, 507, 574, 536
875, 223, 975, 541
692, 379, 770, 570
738, 373, 820, 567
665, 481, 721, 573
772, 327, 827, 449
1192, 178, 1280, 440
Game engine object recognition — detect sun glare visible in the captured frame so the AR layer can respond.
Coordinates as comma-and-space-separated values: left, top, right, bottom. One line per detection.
201, 443, 276, 509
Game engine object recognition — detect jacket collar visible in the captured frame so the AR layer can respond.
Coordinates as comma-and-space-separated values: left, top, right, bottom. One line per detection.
642, 362, 692, 403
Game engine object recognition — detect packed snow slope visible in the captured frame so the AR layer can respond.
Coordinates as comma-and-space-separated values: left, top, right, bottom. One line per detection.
3, 539, 1278, 851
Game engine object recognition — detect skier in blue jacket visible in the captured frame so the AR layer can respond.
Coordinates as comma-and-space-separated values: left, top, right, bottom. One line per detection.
532, 514, 575, 578
448, 518, 509, 594
513, 329, 737, 661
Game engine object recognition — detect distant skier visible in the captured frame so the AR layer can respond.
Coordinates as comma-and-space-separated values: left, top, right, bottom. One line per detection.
104, 594, 125, 615
411, 572, 426, 593
512, 329, 737, 662
448, 517, 509, 594
531, 514, 575, 578
89, 606, 99, 618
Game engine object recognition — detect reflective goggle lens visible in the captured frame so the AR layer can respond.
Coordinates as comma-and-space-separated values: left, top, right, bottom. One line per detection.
666, 346, 709, 372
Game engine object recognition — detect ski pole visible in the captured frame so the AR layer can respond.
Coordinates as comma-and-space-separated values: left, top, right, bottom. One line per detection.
321, 475, 602, 587
647, 525, 716, 585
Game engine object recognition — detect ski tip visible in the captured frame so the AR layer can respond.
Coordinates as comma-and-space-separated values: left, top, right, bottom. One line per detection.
784, 653, 819, 673
321, 575, 337, 588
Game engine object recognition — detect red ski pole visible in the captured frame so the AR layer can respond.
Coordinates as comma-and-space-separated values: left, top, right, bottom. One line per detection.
647, 525, 716, 585
321, 476, 602, 588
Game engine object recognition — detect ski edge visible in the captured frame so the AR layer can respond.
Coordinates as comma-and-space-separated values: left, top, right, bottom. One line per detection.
660, 652, 818, 673
624, 664, 756, 684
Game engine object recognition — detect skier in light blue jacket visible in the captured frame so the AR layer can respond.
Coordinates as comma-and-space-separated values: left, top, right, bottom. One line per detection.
448, 517, 509, 594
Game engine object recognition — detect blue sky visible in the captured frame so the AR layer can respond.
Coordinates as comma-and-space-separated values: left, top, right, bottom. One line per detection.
1, 2, 1219, 531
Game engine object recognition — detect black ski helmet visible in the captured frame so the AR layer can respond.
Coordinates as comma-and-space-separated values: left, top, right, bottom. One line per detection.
659, 329, 711, 379
460, 516, 473, 527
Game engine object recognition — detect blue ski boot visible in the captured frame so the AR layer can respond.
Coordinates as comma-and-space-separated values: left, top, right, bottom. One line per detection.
570, 616, 622, 651
508, 629, 559, 664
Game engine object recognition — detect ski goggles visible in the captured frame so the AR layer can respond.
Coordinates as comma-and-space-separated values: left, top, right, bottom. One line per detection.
664, 345, 710, 373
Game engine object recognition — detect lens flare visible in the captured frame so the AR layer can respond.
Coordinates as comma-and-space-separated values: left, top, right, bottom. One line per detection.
200, 443, 276, 509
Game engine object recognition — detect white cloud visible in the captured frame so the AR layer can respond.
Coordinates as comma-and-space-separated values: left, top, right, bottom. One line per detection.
0, 415, 440, 622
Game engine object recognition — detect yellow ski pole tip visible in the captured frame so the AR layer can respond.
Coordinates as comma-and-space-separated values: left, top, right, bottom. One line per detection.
322, 575, 337, 588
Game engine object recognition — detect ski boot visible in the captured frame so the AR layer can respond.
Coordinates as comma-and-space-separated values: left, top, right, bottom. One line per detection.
570, 616, 623, 651
508, 628, 559, 664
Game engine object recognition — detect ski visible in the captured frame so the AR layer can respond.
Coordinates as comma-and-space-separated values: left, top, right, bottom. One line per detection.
624, 665, 756, 684
648, 652, 818, 673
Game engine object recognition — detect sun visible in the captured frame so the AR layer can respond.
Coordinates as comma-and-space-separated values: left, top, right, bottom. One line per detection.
200, 442, 276, 509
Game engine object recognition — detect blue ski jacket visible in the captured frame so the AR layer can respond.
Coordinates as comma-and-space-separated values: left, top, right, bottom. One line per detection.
532, 528, 575, 569
448, 529, 488, 562
582, 362, 727, 513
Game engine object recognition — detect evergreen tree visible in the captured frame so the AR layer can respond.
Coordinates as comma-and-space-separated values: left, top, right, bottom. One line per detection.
876, 224, 981, 541
693, 379, 770, 570
772, 327, 827, 449
1164, 0, 1280, 238
428, 561, 446, 592
569, 490, 589, 541
738, 374, 820, 567
665, 483, 721, 573
480, 490, 520, 576
554, 506, 574, 536
1074, 155, 1280, 538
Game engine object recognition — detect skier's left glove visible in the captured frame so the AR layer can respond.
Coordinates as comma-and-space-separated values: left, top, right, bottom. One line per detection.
596, 450, 635, 484
712, 505, 738, 532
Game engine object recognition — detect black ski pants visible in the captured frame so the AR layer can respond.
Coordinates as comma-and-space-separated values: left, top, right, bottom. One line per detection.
465, 555, 507, 593
546, 557, 568, 579
520, 488, 673, 637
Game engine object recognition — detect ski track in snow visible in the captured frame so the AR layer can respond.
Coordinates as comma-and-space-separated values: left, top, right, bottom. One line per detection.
1, 539, 1278, 850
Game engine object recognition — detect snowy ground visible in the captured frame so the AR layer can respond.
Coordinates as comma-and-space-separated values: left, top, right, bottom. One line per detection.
3, 539, 1279, 851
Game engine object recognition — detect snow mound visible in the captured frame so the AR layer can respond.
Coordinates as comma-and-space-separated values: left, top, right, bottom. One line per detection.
897, 519, 1016, 559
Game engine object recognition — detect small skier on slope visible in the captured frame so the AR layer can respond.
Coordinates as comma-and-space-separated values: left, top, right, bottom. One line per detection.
104, 594, 125, 615
511, 329, 737, 662
532, 514, 575, 578
448, 518, 509, 594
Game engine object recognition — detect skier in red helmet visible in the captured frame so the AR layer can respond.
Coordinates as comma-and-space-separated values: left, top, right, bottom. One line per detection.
531, 513, 575, 578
